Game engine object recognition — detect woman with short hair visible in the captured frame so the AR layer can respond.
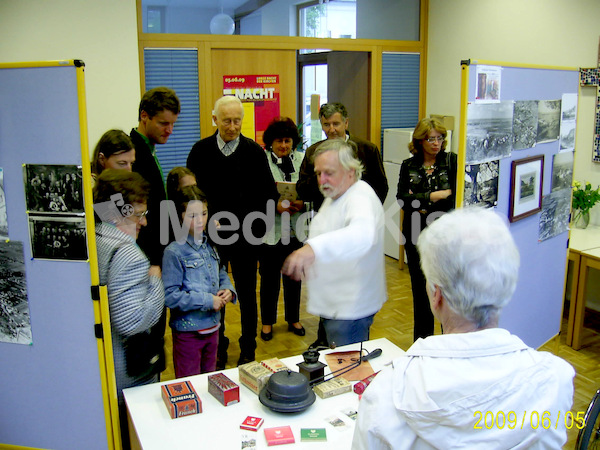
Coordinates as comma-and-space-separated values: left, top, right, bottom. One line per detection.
94, 169, 164, 449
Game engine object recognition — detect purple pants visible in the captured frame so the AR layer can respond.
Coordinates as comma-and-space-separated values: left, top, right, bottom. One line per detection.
172, 329, 219, 378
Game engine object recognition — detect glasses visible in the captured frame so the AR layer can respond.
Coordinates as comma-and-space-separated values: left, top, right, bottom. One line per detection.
131, 210, 148, 222
426, 136, 444, 143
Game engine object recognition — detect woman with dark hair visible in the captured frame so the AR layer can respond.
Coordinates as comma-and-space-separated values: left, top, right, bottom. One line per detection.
258, 117, 306, 341
91, 130, 136, 184
93, 169, 164, 449
397, 118, 457, 341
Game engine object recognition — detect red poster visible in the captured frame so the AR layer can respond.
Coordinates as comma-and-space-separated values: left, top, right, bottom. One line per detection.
223, 75, 280, 146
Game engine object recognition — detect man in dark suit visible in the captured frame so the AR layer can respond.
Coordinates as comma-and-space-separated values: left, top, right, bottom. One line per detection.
296, 102, 388, 351
297, 102, 388, 211
187, 95, 279, 367
130, 87, 180, 380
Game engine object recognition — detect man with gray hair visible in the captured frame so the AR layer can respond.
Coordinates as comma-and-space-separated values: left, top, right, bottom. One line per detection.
351, 207, 574, 449
297, 102, 388, 211
283, 139, 386, 347
187, 95, 279, 367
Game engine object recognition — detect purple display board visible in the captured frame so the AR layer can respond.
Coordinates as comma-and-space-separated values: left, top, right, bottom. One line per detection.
466, 62, 578, 348
0, 63, 108, 449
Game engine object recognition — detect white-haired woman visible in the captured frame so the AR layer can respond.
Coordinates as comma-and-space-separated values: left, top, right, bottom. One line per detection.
352, 208, 575, 450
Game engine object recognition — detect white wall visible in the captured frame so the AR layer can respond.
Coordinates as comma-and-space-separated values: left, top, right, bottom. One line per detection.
357, 0, 420, 40
0, 0, 141, 156
427, 0, 600, 224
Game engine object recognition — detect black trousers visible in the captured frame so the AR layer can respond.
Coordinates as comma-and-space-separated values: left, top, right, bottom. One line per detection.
219, 243, 260, 358
258, 239, 302, 326
404, 240, 434, 341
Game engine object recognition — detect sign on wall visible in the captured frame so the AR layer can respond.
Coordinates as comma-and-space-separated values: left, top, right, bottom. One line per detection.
223, 75, 280, 146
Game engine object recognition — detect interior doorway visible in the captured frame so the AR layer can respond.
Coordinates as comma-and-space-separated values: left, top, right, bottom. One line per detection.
297, 50, 371, 149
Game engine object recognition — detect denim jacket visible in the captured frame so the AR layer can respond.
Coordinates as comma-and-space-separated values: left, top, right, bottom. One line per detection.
162, 234, 236, 332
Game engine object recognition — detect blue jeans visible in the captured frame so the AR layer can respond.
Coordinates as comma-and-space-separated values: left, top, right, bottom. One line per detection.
322, 314, 376, 347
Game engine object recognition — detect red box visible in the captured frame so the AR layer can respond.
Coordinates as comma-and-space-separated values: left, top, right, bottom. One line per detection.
208, 373, 240, 406
264, 425, 295, 446
161, 381, 202, 419
240, 415, 264, 431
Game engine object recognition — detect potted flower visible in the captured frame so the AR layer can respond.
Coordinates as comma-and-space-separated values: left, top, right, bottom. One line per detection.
572, 181, 600, 229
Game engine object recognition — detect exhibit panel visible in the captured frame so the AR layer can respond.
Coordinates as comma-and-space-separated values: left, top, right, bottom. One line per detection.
459, 61, 579, 348
0, 61, 110, 449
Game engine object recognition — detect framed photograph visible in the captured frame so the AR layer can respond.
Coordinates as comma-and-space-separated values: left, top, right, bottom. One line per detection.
509, 155, 544, 222
28, 215, 88, 261
23, 164, 83, 214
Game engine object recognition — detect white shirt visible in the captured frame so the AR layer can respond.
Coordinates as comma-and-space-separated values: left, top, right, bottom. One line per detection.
352, 328, 575, 450
306, 180, 386, 320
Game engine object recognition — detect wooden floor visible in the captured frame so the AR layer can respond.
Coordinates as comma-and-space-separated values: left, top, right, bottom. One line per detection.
161, 256, 600, 449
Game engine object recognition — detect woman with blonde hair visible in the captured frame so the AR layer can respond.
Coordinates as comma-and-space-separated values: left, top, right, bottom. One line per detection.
397, 118, 457, 341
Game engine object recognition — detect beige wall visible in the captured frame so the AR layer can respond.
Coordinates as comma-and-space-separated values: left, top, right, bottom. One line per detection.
427, 0, 600, 224
0, 0, 141, 155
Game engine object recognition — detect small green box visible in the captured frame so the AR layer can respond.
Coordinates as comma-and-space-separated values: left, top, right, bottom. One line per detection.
301, 428, 327, 442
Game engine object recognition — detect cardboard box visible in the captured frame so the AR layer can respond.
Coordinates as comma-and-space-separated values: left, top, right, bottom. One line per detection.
208, 373, 240, 406
238, 361, 274, 395
264, 425, 295, 446
260, 358, 288, 373
313, 377, 352, 399
429, 114, 455, 131
240, 415, 264, 431
161, 381, 202, 419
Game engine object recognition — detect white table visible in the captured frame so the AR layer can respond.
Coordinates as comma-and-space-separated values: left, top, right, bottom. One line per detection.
124, 338, 405, 449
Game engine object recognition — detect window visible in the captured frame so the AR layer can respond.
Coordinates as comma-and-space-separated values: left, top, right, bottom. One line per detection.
298, 1, 356, 39
144, 49, 201, 182
147, 6, 165, 34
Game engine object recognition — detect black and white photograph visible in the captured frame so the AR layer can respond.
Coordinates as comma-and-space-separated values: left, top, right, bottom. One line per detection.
538, 188, 571, 242
0, 240, 32, 345
509, 155, 544, 223
0, 168, 7, 240
551, 151, 574, 192
466, 101, 514, 163
512, 100, 538, 150
464, 160, 499, 208
23, 164, 83, 214
28, 216, 88, 261
559, 93, 577, 151
536, 99, 561, 144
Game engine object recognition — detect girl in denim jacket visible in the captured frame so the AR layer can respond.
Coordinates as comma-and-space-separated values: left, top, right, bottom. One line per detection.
162, 186, 236, 377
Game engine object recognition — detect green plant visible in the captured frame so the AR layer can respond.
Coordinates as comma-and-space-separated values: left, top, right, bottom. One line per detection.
572, 180, 600, 220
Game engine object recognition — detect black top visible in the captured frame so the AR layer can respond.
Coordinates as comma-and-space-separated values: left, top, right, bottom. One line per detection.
186, 132, 279, 247
130, 129, 168, 267
397, 150, 457, 241
296, 133, 389, 211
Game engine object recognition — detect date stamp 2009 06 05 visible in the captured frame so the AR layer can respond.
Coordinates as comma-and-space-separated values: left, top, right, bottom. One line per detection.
473, 411, 586, 430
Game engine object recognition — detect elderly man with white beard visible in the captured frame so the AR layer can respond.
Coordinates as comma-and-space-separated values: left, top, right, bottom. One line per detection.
283, 139, 386, 347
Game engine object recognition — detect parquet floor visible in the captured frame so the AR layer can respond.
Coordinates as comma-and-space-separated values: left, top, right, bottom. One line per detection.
160, 256, 600, 449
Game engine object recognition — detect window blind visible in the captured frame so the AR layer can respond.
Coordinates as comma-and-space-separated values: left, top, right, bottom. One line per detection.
380, 52, 420, 148
144, 48, 200, 182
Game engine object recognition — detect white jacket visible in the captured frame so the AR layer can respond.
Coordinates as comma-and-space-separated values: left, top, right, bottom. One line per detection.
306, 180, 386, 320
352, 328, 575, 449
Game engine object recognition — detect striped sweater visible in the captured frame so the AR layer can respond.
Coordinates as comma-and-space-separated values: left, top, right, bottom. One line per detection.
96, 222, 164, 398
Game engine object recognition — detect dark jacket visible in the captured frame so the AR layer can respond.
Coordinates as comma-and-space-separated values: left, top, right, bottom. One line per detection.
130, 129, 168, 267
397, 150, 457, 245
296, 133, 389, 211
186, 132, 279, 247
